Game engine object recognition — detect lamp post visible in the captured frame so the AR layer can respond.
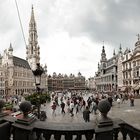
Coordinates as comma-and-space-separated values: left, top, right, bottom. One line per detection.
32, 63, 44, 119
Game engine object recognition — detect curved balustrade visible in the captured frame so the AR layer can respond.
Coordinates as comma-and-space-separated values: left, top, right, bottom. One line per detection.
120, 123, 140, 140
34, 122, 95, 140
0, 115, 140, 140
0, 121, 11, 140
0, 116, 122, 140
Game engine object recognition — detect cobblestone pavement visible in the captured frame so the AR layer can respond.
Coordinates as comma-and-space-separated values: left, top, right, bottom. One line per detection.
40, 94, 140, 129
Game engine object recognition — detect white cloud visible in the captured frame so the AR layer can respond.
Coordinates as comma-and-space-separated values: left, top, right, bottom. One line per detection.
0, 0, 140, 78
40, 30, 102, 78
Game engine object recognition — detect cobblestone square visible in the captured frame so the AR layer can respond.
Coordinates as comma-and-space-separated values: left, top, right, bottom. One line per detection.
40, 93, 140, 129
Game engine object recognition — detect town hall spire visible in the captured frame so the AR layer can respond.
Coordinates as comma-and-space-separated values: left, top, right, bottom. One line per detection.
30, 5, 35, 24
26, 5, 40, 70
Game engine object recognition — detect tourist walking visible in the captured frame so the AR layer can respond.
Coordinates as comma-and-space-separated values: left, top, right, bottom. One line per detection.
83, 106, 91, 122
129, 93, 135, 107
60, 101, 65, 114
91, 101, 98, 115
70, 101, 74, 117
81, 99, 86, 111
130, 97, 134, 107
75, 102, 79, 114
51, 102, 57, 115
117, 97, 121, 108
108, 96, 113, 106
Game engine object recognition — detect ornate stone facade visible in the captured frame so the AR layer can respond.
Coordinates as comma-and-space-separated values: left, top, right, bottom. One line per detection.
1, 45, 34, 95
117, 45, 123, 91
48, 72, 85, 91
0, 6, 47, 95
0, 58, 5, 95
121, 35, 140, 94
87, 77, 96, 90
94, 46, 119, 94
121, 48, 132, 93
95, 35, 140, 95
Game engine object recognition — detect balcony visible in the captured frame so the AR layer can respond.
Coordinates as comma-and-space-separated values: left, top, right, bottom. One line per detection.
0, 100, 140, 140
0, 114, 130, 140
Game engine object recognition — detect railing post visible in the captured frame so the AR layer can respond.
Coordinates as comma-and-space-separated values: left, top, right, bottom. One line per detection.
95, 99, 113, 140
65, 133, 73, 140
12, 123, 34, 140
42, 131, 52, 140
95, 127, 113, 140
85, 131, 94, 140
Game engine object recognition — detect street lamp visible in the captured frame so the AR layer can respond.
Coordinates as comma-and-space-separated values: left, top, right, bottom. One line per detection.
32, 63, 44, 90
32, 63, 44, 119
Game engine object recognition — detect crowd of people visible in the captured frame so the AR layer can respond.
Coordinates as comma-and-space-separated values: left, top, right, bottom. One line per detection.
49, 90, 136, 122
0, 90, 137, 122
0, 94, 24, 106
50, 91, 100, 122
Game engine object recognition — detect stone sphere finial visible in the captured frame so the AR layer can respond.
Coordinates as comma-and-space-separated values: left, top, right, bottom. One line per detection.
97, 99, 113, 127
19, 101, 32, 118
98, 99, 111, 114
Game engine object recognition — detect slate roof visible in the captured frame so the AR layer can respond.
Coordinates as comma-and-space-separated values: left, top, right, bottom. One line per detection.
13, 56, 31, 69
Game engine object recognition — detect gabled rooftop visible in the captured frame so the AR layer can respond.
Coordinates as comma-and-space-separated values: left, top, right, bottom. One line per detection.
13, 56, 31, 69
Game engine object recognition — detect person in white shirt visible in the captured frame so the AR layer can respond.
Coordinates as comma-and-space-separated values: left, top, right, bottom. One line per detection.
70, 101, 74, 117
117, 98, 121, 108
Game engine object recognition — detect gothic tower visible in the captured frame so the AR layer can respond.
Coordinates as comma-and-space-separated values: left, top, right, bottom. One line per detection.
100, 46, 107, 64
26, 6, 40, 70
100, 46, 107, 74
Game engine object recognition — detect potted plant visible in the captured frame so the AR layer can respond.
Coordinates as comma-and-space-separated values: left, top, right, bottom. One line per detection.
25, 92, 51, 119
25, 92, 51, 106
4, 103, 13, 111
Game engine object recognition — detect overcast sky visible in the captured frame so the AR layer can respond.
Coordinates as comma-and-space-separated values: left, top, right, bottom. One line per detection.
0, 0, 140, 78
